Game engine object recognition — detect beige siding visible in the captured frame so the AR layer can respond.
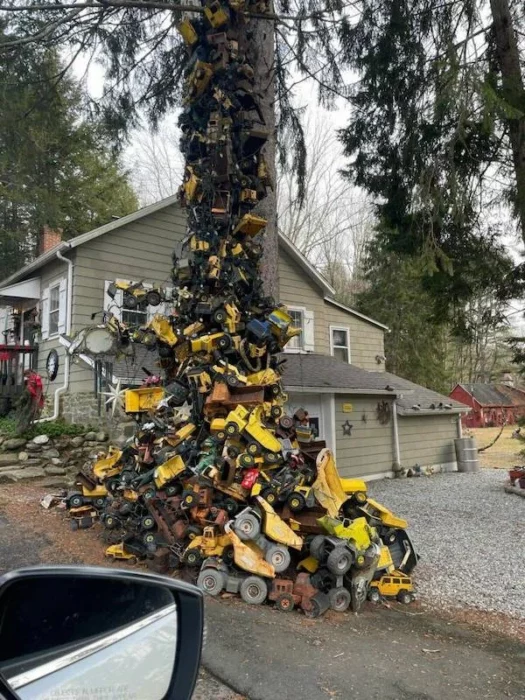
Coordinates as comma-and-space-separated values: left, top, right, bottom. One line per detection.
37, 258, 70, 389
334, 396, 394, 478
278, 250, 385, 370
69, 204, 186, 392
398, 415, 458, 468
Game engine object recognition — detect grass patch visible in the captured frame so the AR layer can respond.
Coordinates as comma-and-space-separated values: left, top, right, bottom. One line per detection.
0, 417, 92, 441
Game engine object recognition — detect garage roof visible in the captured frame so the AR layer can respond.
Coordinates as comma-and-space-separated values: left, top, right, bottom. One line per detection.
458, 383, 525, 407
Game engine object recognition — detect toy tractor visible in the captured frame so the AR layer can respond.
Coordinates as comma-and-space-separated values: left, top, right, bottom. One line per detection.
182, 525, 233, 567
268, 574, 331, 618
107, 280, 165, 309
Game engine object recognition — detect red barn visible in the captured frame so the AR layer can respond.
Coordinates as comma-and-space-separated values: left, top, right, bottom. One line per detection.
449, 383, 525, 428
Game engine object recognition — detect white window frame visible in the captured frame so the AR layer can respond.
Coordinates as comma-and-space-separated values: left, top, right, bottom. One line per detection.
41, 278, 67, 340
285, 306, 306, 353
104, 279, 155, 327
330, 325, 351, 364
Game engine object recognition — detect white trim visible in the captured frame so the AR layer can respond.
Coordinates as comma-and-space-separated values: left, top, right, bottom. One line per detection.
8, 603, 176, 691
284, 305, 306, 352
324, 297, 389, 331
47, 281, 62, 339
329, 325, 351, 364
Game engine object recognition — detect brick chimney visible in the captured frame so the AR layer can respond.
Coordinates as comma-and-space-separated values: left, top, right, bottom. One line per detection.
39, 225, 62, 254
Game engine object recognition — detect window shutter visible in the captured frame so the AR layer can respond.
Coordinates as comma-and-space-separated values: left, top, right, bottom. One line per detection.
303, 309, 315, 352
58, 278, 67, 334
41, 286, 50, 340
104, 280, 122, 321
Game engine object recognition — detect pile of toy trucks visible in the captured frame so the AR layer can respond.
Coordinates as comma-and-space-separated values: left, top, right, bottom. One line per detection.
63, 0, 418, 616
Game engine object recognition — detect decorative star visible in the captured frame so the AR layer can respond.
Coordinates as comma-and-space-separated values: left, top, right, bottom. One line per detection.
341, 420, 353, 436
101, 379, 127, 417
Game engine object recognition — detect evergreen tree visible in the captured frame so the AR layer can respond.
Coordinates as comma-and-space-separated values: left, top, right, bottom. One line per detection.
0, 27, 137, 279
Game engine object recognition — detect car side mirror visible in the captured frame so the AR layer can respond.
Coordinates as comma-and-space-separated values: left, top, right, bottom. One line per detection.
0, 566, 203, 700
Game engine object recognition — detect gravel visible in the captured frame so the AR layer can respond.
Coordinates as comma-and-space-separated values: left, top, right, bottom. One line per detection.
368, 469, 525, 619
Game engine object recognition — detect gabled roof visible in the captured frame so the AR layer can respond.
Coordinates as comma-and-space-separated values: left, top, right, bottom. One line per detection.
457, 383, 525, 407
0, 195, 384, 332
374, 372, 469, 415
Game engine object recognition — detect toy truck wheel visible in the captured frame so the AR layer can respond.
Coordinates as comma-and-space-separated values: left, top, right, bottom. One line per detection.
93, 497, 106, 508
353, 491, 367, 505
287, 492, 306, 513
368, 588, 380, 603
183, 549, 203, 567
222, 545, 234, 565
218, 335, 232, 351
182, 490, 199, 508
397, 590, 413, 605
383, 528, 397, 544
186, 525, 203, 540
123, 293, 138, 309
141, 515, 155, 530
213, 308, 226, 324
265, 544, 291, 573
103, 515, 119, 530
275, 593, 295, 612
143, 488, 156, 500
197, 569, 224, 596
309, 535, 326, 561
271, 406, 283, 418
240, 576, 267, 605
328, 587, 351, 612
216, 430, 226, 442
279, 415, 294, 430
68, 494, 84, 508
234, 512, 261, 540
246, 441, 260, 456
261, 488, 278, 505
146, 290, 162, 306
226, 375, 240, 388
239, 453, 254, 467
142, 532, 156, 545
225, 422, 239, 437
222, 498, 238, 516
265, 452, 279, 464
326, 546, 353, 575
165, 484, 181, 497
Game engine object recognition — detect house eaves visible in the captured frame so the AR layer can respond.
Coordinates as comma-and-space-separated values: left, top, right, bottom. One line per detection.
323, 297, 389, 331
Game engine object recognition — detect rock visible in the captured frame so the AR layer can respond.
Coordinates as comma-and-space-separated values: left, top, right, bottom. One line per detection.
0, 437, 4, 446
42, 448, 60, 459
33, 434, 51, 445
71, 436, 85, 447
84, 431, 98, 441
41, 476, 71, 488
96, 430, 108, 442
0, 463, 19, 472
51, 457, 64, 466
0, 466, 46, 482
3, 438, 27, 451
18, 452, 29, 462
25, 442, 42, 452
44, 465, 67, 476
0, 453, 18, 465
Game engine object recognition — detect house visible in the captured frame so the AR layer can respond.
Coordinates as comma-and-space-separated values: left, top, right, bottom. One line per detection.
0, 195, 470, 479
450, 383, 525, 428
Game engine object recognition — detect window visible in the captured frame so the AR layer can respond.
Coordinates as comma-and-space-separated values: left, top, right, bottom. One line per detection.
122, 306, 148, 327
287, 309, 304, 350
48, 284, 60, 336
331, 327, 350, 363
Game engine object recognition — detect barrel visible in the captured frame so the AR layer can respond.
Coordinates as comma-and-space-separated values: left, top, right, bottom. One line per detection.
455, 437, 480, 473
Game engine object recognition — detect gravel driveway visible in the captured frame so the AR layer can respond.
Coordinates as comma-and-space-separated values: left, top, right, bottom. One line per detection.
368, 469, 525, 620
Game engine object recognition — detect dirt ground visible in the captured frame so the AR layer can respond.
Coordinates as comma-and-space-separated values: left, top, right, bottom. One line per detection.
469, 425, 524, 469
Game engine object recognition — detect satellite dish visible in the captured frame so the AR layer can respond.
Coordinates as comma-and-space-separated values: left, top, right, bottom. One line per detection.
84, 327, 115, 355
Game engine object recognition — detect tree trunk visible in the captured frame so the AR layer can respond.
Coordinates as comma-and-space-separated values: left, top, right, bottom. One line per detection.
252, 7, 278, 300
490, 0, 525, 241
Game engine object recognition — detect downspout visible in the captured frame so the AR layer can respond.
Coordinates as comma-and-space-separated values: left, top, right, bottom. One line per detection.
392, 399, 401, 473
457, 414, 463, 438
35, 246, 72, 422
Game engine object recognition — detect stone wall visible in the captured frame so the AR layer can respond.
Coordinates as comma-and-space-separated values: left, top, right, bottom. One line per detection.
0, 430, 110, 487
61, 392, 107, 427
